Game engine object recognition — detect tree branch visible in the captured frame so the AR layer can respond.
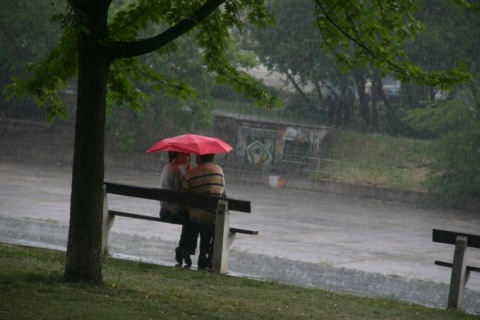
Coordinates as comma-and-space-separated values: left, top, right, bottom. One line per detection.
315, 0, 406, 75
107, 0, 226, 60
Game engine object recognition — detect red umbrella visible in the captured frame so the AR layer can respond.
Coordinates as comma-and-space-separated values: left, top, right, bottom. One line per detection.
147, 134, 233, 155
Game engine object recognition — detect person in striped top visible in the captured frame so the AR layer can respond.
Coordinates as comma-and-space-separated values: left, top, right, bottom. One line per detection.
182, 153, 225, 269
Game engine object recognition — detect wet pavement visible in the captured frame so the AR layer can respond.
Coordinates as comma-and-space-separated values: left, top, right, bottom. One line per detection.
0, 162, 479, 315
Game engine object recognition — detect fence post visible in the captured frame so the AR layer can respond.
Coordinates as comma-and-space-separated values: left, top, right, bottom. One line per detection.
447, 236, 468, 310
212, 199, 231, 274
101, 185, 115, 255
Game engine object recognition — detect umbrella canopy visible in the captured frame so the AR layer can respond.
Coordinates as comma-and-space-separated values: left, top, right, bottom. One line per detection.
147, 134, 233, 155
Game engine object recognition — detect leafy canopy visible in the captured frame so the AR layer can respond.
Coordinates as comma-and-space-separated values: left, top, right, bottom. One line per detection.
6, 0, 279, 121
314, 0, 471, 88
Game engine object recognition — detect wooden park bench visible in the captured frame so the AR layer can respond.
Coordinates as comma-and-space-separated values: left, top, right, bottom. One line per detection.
102, 181, 258, 274
432, 228, 480, 310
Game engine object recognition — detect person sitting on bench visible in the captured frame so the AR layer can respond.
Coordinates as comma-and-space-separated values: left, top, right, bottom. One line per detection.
159, 151, 196, 266
182, 153, 225, 269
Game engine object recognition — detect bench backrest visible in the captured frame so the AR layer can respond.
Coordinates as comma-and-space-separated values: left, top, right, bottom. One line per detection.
105, 181, 251, 213
432, 229, 480, 249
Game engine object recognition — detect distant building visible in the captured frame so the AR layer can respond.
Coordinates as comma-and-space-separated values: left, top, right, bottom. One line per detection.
213, 112, 331, 173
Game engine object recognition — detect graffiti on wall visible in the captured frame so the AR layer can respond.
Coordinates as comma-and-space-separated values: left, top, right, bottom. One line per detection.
246, 139, 274, 169
245, 127, 311, 169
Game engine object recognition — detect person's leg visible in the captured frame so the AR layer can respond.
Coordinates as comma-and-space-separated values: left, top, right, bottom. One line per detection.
205, 225, 215, 269
176, 223, 188, 265
175, 210, 191, 265
177, 210, 189, 248
186, 220, 199, 255
198, 224, 215, 269
182, 220, 200, 267
197, 224, 210, 268
175, 246, 183, 265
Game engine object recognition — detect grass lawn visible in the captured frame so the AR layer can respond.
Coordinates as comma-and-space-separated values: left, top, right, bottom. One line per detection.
318, 130, 431, 191
1, 243, 476, 320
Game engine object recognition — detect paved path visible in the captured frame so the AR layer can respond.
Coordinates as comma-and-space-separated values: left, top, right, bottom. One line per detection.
1, 162, 479, 314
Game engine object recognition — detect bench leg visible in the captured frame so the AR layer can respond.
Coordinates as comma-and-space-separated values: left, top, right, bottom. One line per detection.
447, 236, 468, 310
212, 200, 229, 274
101, 186, 115, 255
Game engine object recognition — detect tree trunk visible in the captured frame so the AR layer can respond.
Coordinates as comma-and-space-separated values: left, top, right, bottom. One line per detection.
354, 73, 370, 127
313, 81, 324, 102
370, 77, 379, 131
286, 72, 311, 105
64, 10, 110, 283
468, 81, 480, 110
429, 87, 435, 100
342, 89, 354, 126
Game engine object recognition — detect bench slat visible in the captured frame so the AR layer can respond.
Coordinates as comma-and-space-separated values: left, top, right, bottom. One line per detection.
435, 260, 480, 273
432, 229, 480, 249
230, 227, 259, 235
110, 210, 163, 222
105, 182, 251, 213
109, 210, 258, 235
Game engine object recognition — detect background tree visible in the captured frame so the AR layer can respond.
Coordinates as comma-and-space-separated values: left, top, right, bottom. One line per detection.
406, 99, 480, 203
248, 0, 357, 126
248, 0, 469, 131
404, 1, 480, 202
0, 0, 64, 120
402, 0, 473, 105
314, 0, 469, 87
313, 0, 472, 138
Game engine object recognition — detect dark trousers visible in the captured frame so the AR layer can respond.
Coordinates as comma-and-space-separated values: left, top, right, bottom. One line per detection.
191, 222, 215, 267
180, 220, 198, 255
160, 208, 198, 255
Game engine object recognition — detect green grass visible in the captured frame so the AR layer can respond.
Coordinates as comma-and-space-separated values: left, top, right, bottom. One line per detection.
318, 130, 432, 191
1, 243, 476, 320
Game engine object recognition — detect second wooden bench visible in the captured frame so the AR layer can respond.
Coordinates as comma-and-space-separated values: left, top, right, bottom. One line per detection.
432, 228, 480, 310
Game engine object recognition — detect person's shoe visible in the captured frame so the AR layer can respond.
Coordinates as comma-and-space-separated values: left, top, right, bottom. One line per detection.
175, 247, 183, 265
183, 250, 192, 267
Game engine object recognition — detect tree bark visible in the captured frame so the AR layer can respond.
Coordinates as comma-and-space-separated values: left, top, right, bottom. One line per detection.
64, 0, 110, 283
64, 45, 109, 283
